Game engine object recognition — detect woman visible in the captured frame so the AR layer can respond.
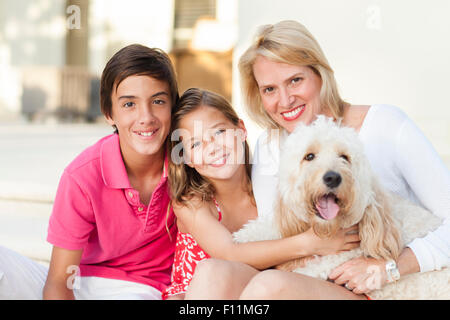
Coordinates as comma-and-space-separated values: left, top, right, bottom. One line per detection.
235, 20, 450, 298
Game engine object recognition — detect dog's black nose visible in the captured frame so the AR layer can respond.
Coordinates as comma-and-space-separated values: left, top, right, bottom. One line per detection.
323, 171, 342, 188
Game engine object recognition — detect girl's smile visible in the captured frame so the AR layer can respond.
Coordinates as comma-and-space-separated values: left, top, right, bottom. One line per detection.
208, 152, 230, 168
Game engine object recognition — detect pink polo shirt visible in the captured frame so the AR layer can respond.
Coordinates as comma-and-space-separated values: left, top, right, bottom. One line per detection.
47, 134, 177, 292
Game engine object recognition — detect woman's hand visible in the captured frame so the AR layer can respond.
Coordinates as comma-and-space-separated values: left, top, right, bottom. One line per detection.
305, 225, 360, 256
328, 257, 388, 294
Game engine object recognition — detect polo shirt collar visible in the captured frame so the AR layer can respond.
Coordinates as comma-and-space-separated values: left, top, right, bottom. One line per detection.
100, 134, 168, 189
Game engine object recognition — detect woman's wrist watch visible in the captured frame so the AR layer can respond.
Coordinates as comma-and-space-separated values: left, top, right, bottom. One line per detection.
385, 260, 401, 283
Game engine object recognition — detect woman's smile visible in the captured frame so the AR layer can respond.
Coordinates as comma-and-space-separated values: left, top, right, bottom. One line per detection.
281, 104, 306, 121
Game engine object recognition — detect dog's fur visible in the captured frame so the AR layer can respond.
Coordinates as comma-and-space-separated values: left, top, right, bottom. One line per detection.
233, 116, 449, 299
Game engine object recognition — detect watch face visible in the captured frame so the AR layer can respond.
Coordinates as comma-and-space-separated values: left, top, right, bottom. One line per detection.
386, 260, 400, 282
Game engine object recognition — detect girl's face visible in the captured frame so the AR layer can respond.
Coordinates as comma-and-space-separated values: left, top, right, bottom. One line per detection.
177, 106, 247, 181
106, 75, 172, 161
252, 55, 324, 133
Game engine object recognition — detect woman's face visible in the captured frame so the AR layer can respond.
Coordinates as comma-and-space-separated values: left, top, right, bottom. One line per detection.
177, 106, 247, 181
252, 55, 324, 133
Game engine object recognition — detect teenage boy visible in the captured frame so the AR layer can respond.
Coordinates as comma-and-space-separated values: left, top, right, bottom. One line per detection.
43, 44, 179, 299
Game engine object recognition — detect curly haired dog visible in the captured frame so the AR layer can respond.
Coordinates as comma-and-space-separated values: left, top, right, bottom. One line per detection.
233, 116, 449, 299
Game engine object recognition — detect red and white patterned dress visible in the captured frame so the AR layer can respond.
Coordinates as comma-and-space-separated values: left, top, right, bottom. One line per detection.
162, 199, 222, 299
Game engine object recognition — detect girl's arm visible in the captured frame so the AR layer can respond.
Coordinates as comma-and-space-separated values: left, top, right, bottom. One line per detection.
43, 246, 83, 300
175, 202, 359, 270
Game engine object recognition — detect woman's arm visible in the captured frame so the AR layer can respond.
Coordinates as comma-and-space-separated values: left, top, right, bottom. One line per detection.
43, 246, 83, 300
394, 115, 450, 272
175, 202, 359, 270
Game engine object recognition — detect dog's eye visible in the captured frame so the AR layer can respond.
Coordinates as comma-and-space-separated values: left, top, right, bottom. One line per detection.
304, 153, 315, 161
340, 154, 350, 162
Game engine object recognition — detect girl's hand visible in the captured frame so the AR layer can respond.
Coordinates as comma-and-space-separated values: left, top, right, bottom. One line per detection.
329, 257, 388, 294
305, 225, 360, 256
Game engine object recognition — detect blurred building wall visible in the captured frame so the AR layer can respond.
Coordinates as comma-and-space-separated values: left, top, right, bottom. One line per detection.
233, 0, 450, 167
0, 0, 176, 122
87, 0, 175, 76
171, 49, 232, 101
0, 0, 238, 122
0, 0, 66, 120
171, 0, 237, 101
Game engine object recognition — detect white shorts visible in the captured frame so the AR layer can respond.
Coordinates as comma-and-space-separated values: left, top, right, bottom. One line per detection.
0, 246, 161, 300
73, 276, 162, 300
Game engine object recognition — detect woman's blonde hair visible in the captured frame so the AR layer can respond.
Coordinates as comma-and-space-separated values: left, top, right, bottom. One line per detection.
169, 88, 253, 205
239, 20, 348, 130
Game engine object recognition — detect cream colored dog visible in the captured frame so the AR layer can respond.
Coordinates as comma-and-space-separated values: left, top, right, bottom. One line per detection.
233, 116, 449, 299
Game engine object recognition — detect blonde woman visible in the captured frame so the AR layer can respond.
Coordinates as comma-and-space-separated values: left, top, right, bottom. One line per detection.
161, 88, 359, 300
234, 20, 450, 298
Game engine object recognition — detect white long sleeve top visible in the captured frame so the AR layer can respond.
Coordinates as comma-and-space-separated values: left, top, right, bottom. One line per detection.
251, 104, 450, 272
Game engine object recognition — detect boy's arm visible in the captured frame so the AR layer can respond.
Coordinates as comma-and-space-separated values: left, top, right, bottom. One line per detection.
45, 171, 93, 299
43, 246, 83, 300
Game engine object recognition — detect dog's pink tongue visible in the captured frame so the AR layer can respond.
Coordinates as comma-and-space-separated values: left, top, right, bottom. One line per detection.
316, 194, 339, 220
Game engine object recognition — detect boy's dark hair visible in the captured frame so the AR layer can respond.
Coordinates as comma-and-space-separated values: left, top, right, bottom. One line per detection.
100, 44, 179, 119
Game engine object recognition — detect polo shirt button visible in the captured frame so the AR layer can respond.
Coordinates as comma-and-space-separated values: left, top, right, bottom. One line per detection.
138, 207, 143, 212
128, 192, 133, 198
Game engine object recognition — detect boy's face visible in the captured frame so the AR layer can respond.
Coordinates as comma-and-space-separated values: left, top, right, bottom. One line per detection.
106, 75, 172, 160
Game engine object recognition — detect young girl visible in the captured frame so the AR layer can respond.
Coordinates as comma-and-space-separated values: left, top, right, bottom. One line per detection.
162, 88, 359, 300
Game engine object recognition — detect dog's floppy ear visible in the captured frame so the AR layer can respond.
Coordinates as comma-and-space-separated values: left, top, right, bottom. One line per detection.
359, 179, 402, 261
275, 192, 310, 238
